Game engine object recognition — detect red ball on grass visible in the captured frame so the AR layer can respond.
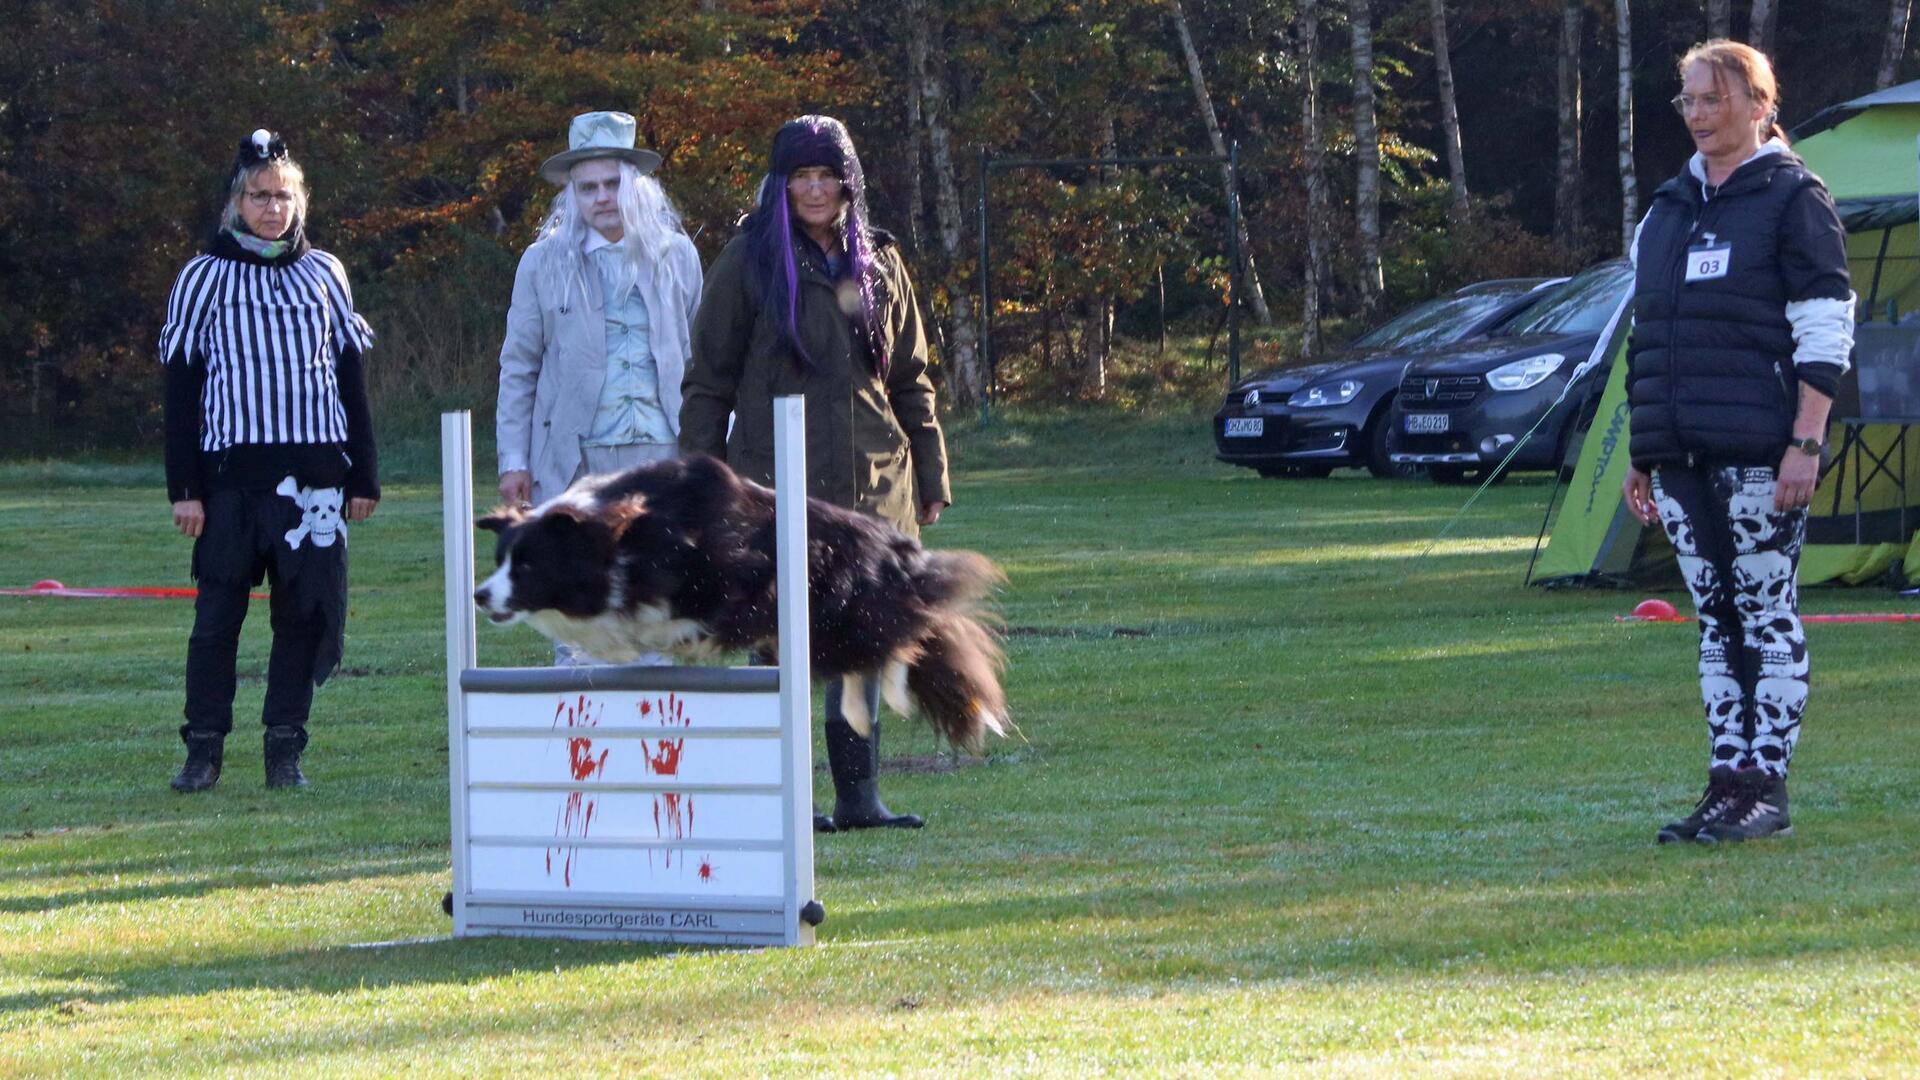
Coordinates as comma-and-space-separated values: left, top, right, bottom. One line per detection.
1632, 598, 1680, 621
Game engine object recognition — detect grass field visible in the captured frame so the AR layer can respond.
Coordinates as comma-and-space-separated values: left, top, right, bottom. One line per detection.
3, 411, 1917, 1077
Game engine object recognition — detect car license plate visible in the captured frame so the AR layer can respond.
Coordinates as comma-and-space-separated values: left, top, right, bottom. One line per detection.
1404, 413, 1449, 434
1225, 417, 1263, 437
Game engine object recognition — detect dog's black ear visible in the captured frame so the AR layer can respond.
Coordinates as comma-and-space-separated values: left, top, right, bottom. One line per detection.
477, 509, 523, 533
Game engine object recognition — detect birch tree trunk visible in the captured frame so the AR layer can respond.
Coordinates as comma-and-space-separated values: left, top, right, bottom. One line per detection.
905, 14, 927, 256
1078, 112, 1118, 400
1748, 0, 1775, 52
907, 0, 985, 409
1430, 0, 1469, 217
1554, 0, 1584, 251
1706, 0, 1730, 38
1350, 0, 1383, 319
1301, 0, 1329, 357
1168, 0, 1274, 326
1617, 0, 1638, 255
1880, 0, 1913, 89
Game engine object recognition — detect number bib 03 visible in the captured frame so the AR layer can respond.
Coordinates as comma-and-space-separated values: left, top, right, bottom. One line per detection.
1685, 243, 1731, 283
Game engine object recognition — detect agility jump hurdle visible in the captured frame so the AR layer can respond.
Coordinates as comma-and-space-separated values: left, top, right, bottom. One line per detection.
439, 399, 820, 947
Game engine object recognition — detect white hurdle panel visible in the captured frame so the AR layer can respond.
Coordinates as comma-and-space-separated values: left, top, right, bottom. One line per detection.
440, 399, 818, 947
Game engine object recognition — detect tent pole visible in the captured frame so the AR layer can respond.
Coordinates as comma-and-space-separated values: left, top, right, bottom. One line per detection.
1866, 226, 1893, 317
1525, 463, 1571, 586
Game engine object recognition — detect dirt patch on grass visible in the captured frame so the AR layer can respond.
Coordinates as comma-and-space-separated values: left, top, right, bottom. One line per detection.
1006, 625, 1152, 639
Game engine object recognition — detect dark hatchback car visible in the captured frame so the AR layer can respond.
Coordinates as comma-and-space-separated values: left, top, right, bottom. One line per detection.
1389, 259, 1634, 483
1212, 277, 1562, 478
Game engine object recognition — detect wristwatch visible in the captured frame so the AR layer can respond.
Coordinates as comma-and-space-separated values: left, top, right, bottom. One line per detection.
1791, 436, 1826, 458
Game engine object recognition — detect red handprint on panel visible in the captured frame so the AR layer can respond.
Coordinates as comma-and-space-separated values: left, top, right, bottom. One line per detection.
642, 694, 694, 867
547, 695, 607, 887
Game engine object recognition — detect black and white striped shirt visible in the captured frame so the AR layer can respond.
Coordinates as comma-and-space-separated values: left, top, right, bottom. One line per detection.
158, 249, 375, 451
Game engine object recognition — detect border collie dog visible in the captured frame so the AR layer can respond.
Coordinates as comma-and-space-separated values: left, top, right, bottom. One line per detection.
473, 455, 1007, 750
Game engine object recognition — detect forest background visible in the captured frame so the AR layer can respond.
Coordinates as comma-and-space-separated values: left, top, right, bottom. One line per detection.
1, 0, 1911, 453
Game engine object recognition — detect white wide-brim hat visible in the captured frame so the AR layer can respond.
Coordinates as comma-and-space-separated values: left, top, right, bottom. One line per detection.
539, 111, 662, 184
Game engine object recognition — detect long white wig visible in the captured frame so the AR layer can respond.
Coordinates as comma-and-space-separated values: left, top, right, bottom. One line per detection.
534, 161, 688, 303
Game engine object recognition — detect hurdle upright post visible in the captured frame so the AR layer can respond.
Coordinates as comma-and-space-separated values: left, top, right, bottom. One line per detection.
440, 410, 476, 937
771, 395, 816, 946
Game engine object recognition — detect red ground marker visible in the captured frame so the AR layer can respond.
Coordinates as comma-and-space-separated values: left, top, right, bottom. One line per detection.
1, 580, 267, 600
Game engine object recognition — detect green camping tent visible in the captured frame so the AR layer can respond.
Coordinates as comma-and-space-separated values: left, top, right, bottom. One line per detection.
1531, 81, 1920, 588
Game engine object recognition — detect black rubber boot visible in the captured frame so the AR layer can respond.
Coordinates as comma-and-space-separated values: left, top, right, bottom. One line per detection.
824, 717, 923, 830
1657, 765, 1739, 844
264, 726, 310, 789
171, 731, 225, 793
1699, 768, 1791, 843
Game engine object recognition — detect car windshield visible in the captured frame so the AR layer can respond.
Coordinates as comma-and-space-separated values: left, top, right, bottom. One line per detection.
1347, 292, 1518, 351
1497, 264, 1632, 337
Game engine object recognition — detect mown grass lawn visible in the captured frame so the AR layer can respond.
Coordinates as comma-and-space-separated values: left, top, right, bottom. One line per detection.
2, 411, 1916, 1076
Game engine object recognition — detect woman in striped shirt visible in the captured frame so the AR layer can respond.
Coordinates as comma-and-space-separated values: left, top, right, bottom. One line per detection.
159, 130, 379, 793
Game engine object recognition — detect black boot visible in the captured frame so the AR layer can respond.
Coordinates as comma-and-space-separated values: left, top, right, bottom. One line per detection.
824, 717, 923, 830
264, 726, 310, 789
1699, 768, 1791, 843
1656, 765, 1739, 844
171, 731, 225, 793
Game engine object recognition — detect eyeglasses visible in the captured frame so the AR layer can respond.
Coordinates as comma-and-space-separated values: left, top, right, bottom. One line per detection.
1670, 91, 1738, 115
245, 191, 296, 208
788, 174, 845, 195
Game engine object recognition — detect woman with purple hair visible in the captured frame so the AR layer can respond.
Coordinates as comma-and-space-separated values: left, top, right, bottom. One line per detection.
682, 115, 951, 833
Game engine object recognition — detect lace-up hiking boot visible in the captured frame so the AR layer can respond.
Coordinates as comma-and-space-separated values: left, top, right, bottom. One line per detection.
1698, 769, 1791, 844
1657, 766, 1739, 844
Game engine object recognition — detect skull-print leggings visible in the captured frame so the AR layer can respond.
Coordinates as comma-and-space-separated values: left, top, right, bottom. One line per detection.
1651, 463, 1808, 777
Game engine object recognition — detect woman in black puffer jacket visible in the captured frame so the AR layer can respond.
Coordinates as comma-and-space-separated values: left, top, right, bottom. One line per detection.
1622, 41, 1854, 845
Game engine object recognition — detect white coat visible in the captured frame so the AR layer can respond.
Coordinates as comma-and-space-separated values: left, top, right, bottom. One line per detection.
495, 231, 703, 500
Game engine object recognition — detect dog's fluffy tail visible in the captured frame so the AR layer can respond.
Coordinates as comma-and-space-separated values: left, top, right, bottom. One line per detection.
901, 611, 1007, 751
871, 548, 1007, 750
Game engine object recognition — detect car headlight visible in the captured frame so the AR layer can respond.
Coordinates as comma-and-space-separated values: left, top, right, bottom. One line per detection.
1486, 353, 1566, 392
1286, 379, 1363, 408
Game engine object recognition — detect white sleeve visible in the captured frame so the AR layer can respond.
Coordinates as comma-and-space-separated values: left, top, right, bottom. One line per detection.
496, 250, 547, 475
1785, 292, 1857, 372
1628, 209, 1652, 269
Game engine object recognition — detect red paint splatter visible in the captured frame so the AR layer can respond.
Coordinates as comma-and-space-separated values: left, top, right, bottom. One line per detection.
546, 695, 608, 888
697, 857, 714, 883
